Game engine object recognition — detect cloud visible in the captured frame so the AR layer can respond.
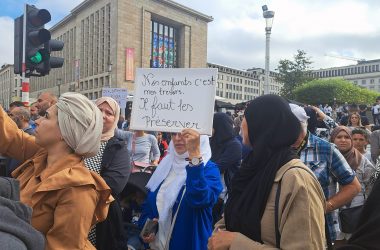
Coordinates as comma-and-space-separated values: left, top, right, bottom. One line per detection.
0, 16, 15, 66
1, 0, 380, 71
175, 0, 380, 70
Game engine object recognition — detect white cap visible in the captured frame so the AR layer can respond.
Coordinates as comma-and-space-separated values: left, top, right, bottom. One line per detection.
289, 103, 309, 123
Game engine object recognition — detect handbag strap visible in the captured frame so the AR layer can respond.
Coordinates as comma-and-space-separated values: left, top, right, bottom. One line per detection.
325, 216, 333, 250
274, 180, 282, 248
164, 186, 186, 250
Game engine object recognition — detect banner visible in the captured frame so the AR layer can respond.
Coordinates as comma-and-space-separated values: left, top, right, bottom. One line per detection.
125, 48, 135, 81
102, 88, 128, 108
130, 68, 218, 135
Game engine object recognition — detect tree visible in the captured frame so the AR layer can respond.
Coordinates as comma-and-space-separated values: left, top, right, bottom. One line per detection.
293, 78, 379, 105
276, 50, 314, 99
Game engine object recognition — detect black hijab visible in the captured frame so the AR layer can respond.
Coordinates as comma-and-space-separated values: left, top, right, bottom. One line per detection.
304, 107, 318, 134
210, 113, 235, 162
224, 95, 301, 242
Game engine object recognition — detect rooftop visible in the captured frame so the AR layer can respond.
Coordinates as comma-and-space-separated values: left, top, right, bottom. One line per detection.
51, 0, 213, 32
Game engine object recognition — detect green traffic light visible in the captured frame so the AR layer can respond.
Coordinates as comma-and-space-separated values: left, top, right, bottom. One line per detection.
29, 51, 42, 64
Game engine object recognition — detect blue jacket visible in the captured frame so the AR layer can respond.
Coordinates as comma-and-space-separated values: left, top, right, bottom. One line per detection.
139, 161, 222, 250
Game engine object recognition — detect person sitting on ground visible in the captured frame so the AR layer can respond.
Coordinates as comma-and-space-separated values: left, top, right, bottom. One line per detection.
0, 92, 113, 249
0, 177, 45, 250
209, 95, 326, 249
330, 127, 376, 245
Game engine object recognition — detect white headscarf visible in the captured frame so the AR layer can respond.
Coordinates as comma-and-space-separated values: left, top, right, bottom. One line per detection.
289, 103, 309, 123
56, 92, 103, 158
146, 135, 212, 250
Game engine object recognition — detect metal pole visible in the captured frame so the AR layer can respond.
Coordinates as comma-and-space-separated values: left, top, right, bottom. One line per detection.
264, 28, 271, 95
21, 3, 30, 105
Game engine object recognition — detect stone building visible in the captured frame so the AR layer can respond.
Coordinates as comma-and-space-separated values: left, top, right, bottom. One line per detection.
312, 59, 380, 92
208, 63, 282, 104
29, 0, 212, 101
0, 64, 22, 108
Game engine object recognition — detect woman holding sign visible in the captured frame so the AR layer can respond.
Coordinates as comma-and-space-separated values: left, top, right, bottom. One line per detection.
138, 129, 222, 250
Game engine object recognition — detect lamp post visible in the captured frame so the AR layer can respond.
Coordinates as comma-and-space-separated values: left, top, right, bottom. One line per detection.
107, 62, 112, 87
56, 78, 62, 97
262, 5, 275, 95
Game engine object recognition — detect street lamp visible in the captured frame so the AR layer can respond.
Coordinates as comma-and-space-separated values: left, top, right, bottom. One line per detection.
262, 5, 275, 95
107, 62, 112, 87
56, 78, 62, 97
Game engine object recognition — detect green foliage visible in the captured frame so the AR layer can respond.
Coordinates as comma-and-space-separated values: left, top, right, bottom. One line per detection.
276, 50, 315, 99
293, 78, 379, 105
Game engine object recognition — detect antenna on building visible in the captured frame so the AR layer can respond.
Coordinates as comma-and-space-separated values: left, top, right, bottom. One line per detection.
324, 54, 366, 63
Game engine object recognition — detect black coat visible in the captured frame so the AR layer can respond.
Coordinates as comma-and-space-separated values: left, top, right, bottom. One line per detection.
210, 113, 242, 192
96, 137, 131, 250
338, 176, 380, 250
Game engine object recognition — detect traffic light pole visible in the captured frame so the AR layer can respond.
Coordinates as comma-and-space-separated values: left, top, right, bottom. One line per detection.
21, 3, 30, 106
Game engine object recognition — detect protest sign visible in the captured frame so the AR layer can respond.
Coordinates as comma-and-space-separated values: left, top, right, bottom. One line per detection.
102, 88, 128, 108
130, 68, 217, 135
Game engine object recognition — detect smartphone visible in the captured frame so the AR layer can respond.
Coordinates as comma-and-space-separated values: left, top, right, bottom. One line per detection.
140, 218, 158, 238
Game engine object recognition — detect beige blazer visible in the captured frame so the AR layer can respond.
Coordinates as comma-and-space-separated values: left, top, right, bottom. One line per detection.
215, 159, 326, 250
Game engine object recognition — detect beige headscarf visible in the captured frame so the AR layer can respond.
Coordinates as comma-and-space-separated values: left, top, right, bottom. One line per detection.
56, 92, 103, 158
95, 97, 120, 141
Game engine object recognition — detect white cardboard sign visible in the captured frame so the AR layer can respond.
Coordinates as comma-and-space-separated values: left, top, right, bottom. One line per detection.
130, 68, 217, 135
102, 88, 128, 108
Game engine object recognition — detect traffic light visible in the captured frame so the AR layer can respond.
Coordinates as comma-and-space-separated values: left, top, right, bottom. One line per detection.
14, 4, 64, 77
24, 5, 51, 76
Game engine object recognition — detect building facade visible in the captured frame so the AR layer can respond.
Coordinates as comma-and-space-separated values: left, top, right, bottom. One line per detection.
247, 67, 282, 95
312, 59, 380, 92
0, 64, 22, 108
29, 0, 212, 100
208, 63, 283, 104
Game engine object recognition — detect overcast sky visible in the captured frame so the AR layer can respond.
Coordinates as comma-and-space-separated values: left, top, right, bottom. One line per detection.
1, 0, 380, 71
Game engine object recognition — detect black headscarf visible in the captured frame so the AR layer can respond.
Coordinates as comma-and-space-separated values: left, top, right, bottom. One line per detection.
304, 107, 318, 134
224, 95, 301, 242
210, 113, 235, 162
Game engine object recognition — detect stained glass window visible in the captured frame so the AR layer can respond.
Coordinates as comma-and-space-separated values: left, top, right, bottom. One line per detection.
151, 20, 178, 68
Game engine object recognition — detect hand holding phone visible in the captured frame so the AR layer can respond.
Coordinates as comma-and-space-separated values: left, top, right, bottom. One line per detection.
140, 218, 158, 241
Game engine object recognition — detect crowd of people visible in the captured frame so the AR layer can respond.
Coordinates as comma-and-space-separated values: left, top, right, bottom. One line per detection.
1, 92, 380, 250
